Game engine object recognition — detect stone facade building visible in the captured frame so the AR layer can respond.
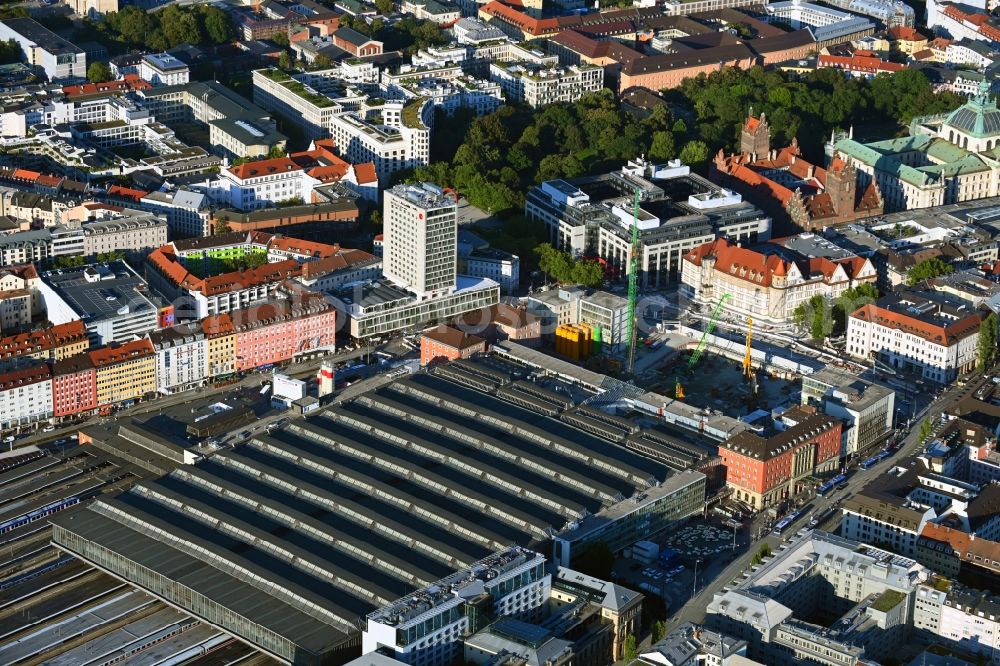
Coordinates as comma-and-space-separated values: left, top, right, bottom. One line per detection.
713, 113, 883, 233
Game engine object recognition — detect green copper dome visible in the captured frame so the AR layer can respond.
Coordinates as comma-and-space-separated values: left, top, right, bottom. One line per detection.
945, 80, 1000, 138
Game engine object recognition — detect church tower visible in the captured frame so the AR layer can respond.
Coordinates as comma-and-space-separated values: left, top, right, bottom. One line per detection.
740, 109, 770, 158
826, 155, 858, 216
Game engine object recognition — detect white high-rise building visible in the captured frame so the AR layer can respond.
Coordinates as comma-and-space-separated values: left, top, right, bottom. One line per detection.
383, 183, 458, 300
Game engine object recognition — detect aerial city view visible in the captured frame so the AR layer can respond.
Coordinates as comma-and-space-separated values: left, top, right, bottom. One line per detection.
5, 0, 1000, 664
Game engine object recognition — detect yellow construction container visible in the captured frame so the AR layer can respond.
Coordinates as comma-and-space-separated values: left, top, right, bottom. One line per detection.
577, 323, 593, 361
556, 324, 588, 361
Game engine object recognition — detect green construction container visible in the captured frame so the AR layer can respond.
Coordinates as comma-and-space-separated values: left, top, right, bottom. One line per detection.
592, 324, 602, 355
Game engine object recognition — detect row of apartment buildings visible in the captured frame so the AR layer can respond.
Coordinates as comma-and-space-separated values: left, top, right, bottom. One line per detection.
146, 231, 380, 319
0, 284, 338, 430
0, 210, 168, 265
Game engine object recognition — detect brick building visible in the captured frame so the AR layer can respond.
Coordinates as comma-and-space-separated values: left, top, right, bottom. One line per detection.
420, 325, 486, 366
454, 303, 542, 347
51, 353, 96, 419
712, 113, 883, 233
331, 27, 383, 56
718, 406, 842, 510
212, 200, 360, 234
616, 31, 815, 92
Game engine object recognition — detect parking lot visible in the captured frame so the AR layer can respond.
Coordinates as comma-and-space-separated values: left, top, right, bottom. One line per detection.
613, 518, 747, 614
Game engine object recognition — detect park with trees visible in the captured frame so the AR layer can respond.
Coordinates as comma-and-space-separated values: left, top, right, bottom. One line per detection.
403, 67, 962, 221
96, 5, 233, 52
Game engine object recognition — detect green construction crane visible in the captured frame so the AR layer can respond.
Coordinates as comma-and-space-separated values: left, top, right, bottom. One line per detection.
674, 293, 731, 400
689, 293, 732, 368
626, 188, 641, 376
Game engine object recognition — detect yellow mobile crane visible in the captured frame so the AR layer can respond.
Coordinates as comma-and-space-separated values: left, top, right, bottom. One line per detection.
743, 317, 754, 379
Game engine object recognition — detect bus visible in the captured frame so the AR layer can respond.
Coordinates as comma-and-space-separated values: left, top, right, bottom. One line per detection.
860, 450, 892, 470
817, 474, 847, 497
773, 509, 802, 536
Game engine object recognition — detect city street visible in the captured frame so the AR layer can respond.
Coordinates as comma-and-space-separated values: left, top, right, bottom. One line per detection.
663, 369, 982, 632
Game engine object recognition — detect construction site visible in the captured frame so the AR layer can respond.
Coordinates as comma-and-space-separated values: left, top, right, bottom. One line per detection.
536, 183, 807, 419
649, 350, 797, 417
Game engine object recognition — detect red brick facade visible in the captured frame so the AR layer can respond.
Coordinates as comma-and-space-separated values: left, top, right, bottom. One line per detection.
420, 325, 486, 366
52, 356, 96, 418
718, 408, 842, 510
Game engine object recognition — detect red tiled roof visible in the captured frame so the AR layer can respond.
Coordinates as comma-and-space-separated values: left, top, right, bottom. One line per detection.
229, 157, 302, 180
201, 259, 302, 296
268, 236, 339, 258
62, 75, 151, 98
12, 169, 40, 182
721, 160, 795, 205
457, 303, 539, 330
683, 237, 788, 287
354, 162, 377, 184
550, 29, 599, 54
0, 363, 51, 391
687, 237, 872, 287
0, 263, 39, 280
550, 29, 641, 62
480, 0, 566, 36
980, 23, 1000, 42
300, 248, 377, 278
942, 4, 969, 21
850, 303, 981, 345
201, 312, 235, 337
148, 246, 204, 291
88, 339, 154, 368
0, 321, 87, 358
807, 256, 849, 281
859, 180, 882, 211
308, 164, 350, 183
818, 54, 905, 73
421, 324, 485, 350
922, 522, 1000, 570
888, 26, 925, 41
35, 174, 62, 188
107, 184, 148, 201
